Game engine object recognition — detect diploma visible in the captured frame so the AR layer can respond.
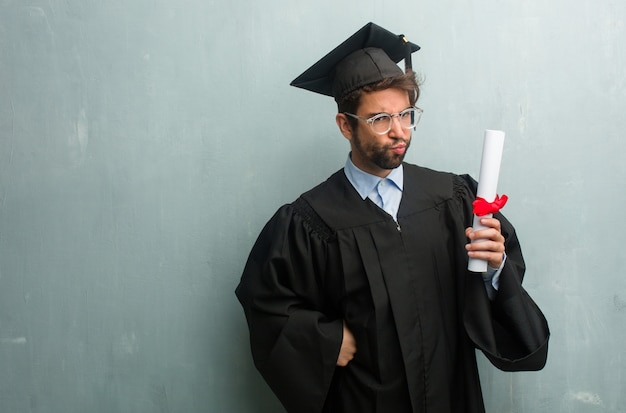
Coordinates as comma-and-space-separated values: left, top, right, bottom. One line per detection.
468, 130, 506, 273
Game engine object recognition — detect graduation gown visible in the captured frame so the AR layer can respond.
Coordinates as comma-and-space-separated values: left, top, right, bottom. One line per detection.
235, 163, 549, 413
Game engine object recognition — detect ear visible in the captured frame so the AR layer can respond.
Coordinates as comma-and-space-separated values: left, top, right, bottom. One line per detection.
336, 113, 353, 141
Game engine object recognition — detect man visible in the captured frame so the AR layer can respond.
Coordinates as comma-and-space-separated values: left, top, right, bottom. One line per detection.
236, 22, 549, 413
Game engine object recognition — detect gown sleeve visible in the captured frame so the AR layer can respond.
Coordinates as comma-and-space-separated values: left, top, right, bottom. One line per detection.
235, 200, 343, 413
453, 174, 550, 371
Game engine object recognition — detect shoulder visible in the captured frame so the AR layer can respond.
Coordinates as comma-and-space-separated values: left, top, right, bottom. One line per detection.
402, 163, 476, 203
289, 197, 335, 242
403, 162, 453, 188
298, 169, 362, 230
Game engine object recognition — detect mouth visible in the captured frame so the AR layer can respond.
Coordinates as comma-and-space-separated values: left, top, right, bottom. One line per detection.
390, 145, 407, 155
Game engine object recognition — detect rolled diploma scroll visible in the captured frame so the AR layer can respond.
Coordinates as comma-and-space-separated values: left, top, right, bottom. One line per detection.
467, 129, 506, 273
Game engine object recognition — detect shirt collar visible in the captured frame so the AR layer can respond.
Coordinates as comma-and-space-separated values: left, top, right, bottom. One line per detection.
343, 154, 404, 200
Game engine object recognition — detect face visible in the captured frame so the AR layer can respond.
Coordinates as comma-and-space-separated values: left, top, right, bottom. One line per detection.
337, 88, 412, 178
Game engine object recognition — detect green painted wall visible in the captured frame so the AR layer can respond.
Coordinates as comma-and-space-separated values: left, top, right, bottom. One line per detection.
1, 0, 624, 411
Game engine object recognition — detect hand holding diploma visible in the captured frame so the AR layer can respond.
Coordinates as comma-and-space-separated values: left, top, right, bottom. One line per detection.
467, 130, 508, 272
466, 217, 506, 270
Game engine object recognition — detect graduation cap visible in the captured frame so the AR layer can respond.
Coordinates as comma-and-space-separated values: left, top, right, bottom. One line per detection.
290, 22, 420, 102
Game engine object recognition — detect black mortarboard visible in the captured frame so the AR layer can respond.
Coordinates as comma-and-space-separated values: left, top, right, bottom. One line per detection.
290, 22, 420, 102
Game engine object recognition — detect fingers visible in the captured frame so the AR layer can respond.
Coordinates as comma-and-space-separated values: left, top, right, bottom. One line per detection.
337, 322, 357, 367
468, 217, 501, 233
466, 217, 503, 242
465, 242, 505, 268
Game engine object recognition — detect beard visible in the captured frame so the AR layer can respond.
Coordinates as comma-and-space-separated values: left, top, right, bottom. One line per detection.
352, 129, 411, 170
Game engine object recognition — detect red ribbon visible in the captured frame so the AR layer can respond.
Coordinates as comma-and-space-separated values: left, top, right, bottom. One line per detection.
473, 194, 508, 216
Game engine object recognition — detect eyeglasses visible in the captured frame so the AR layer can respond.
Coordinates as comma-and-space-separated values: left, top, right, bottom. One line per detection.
344, 106, 423, 135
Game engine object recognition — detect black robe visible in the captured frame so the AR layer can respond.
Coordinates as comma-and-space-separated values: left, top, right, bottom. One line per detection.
236, 163, 549, 413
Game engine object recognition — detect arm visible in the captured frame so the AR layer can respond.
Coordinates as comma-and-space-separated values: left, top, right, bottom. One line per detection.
463, 211, 550, 371
235, 204, 343, 413
454, 175, 549, 371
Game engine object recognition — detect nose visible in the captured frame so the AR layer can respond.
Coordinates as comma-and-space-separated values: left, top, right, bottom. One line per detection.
388, 114, 406, 137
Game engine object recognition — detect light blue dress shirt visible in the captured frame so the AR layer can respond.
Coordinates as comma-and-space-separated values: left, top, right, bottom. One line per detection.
343, 156, 503, 299
343, 156, 404, 221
